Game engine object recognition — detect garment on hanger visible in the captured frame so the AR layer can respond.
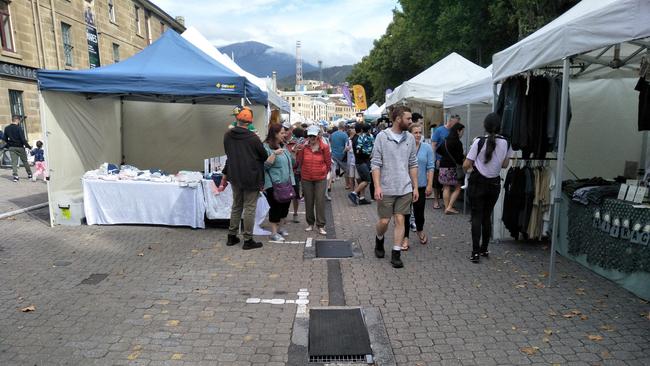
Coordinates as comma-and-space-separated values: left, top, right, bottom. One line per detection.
635, 76, 650, 131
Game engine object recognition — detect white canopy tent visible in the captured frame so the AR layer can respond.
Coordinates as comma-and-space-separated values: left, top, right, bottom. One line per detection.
443, 65, 494, 109
182, 27, 290, 114
386, 53, 489, 107
491, 0, 650, 289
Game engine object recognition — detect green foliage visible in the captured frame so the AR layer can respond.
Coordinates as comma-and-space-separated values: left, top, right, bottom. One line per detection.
348, 0, 578, 104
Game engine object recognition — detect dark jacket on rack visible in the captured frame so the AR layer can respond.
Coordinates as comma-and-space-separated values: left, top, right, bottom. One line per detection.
223, 126, 267, 191
436, 138, 464, 168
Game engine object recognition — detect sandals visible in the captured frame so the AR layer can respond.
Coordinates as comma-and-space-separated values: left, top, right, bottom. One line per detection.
432, 202, 441, 209
401, 239, 409, 251
445, 208, 459, 215
418, 232, 428, 245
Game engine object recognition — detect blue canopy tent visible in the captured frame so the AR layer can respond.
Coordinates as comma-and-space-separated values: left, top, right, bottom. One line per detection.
37, 31, 269, 226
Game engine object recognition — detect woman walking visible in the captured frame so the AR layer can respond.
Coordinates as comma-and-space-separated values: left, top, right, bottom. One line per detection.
463, 113, 513, 263
436, 123, 465, 214
401, 123, 435, 250
263, 123, 295, 242
297, 125, 332, 235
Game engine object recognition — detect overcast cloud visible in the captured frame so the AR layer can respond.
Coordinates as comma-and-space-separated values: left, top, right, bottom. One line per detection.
150, 0, 397, 67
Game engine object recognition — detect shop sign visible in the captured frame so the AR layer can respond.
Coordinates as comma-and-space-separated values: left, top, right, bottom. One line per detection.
0, 62, 37, 81
84, 1, 101, 68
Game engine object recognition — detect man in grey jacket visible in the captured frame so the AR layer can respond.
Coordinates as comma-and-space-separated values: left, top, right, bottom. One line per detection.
371, 106, 418, 268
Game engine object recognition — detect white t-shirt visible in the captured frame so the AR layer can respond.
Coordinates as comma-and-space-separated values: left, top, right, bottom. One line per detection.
466, 136, 513, 178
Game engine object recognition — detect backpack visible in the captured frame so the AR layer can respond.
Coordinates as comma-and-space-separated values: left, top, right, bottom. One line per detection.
357, 134, 374, 156
476, 135, 510, 156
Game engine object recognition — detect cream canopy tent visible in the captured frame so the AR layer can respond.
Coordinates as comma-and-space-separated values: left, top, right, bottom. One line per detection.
491, 0, 650, 292
181, 27, 290, 113
385, 52, 488, 107
443, 65, 494, 108
37, 31, 269, 226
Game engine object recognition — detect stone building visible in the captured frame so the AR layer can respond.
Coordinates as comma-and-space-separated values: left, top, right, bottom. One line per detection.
0, 0, 184, 142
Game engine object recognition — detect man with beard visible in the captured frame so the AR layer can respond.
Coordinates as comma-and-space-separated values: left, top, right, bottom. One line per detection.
370, 106, 418, 268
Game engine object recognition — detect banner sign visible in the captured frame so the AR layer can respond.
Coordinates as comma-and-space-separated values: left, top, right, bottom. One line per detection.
341, 85, 353, 108
84, 1, 101, 68
352, 84, 367, 111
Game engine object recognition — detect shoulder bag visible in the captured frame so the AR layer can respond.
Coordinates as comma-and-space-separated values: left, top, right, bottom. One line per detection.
269, 151, 296, 203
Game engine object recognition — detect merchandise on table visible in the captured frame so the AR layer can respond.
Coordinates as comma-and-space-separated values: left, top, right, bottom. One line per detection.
82, 163, 202, 185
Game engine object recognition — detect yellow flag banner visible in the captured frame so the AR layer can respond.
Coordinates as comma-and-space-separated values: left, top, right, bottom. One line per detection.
352, 84, 368, 111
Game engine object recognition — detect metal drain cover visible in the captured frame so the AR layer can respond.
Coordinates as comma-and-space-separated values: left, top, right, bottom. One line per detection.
315, 240, 353, 258
308, 308, 372, 362
80, 273, 108, 285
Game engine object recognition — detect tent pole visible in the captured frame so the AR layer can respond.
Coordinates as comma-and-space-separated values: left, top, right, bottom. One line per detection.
548, 57, 571, 287
463, 103, 471, 215
39, 90, 55, 227
492, 83, 497, 112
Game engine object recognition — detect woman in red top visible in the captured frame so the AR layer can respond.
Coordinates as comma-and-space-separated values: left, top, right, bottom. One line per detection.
297, 126, 332, 235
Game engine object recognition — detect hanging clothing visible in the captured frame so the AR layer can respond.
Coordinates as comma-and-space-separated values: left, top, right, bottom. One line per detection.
635, 76, 650, 131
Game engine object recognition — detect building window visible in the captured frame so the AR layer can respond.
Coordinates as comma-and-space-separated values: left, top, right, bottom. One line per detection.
0, 1, 14, 52
134, 5, 140, 34
108, 0, 115, 23
112, 43, 119, 62
8, 90, 26, 131
144, 10, 151, 44
61, 22, 73, 67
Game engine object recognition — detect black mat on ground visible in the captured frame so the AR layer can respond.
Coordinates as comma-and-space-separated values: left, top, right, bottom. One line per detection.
315, 240, 353, 258
308, 309, 372, 357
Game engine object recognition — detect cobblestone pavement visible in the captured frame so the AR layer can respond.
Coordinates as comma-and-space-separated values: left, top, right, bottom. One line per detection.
0, 168, 48, 214
0, 177, 648, 365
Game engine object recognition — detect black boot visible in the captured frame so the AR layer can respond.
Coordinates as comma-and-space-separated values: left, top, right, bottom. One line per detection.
226, 234, 240, 246
390, 250, 403, 268
242, 239, 263, 250
374, 236, 385, 258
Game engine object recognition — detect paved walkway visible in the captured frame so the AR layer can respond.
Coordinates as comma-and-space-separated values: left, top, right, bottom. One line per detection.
0, 168, 48, 214
0, 176, 648, 365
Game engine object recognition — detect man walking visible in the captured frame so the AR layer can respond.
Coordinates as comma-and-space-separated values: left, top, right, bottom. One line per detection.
3, 115, 32, 182
221, 106, 266, 250
371, 106, 418, 268
329, 122, 349, 179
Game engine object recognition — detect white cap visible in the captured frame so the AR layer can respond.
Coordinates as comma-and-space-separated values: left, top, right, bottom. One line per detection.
307, 125, 320, 136
282, 120, 292, 129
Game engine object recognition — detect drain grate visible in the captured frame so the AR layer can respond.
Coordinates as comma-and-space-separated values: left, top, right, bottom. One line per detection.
80, 273, 108, 285
308, 308, 372, 362
309, 354, 368, 363
315, 240, 353, 258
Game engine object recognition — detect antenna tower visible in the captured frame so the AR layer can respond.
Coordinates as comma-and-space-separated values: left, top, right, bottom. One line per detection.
318, 60, 323, 83
295, 41, 303, 89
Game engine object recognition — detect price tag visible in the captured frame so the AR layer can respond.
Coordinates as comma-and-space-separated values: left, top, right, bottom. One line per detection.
618, 184, 629, 200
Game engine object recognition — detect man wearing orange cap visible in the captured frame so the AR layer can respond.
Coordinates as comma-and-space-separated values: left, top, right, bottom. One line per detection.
221, 105, 266, 250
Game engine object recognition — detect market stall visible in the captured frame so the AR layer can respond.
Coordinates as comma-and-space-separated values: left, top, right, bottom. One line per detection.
491, 0, 650, 298
37, 30, 269, 227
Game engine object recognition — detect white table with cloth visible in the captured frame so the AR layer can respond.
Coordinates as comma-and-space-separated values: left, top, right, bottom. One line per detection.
83, 179, 206, 228
202, 180, 271, 235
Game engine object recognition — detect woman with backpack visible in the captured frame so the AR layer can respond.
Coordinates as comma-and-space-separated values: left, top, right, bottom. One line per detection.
463, 113, 513, 263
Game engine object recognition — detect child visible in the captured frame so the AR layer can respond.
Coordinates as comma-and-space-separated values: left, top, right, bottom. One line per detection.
30, 141, 47, 182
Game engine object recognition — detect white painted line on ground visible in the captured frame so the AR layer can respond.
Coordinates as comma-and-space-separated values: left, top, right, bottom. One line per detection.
0, 202, 48, 220
305, 237, 313, 248
245, 289, 310, 317
268, 240, 306, 244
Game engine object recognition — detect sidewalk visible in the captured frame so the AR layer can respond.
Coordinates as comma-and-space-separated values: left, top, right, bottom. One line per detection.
0, 167, 48, 214
0, 177, 647, 365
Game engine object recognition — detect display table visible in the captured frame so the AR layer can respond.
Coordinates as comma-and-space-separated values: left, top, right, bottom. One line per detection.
202, 180, 271, 235
557, 194, 650, 300
83, 179, 206, 228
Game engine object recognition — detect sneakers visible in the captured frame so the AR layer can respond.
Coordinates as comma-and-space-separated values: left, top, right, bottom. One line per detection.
27, 174, 33, 179
480, 251, 490, 257
305, 226, 313, 232
410, 222, 417, 232
470, 253, 480, 263
242, 239, 263, 250
347, 192, 359, 205
390, 250, 404, 268
226, 234, 240, 246
325, 192, 332, 201
292, 213, 300, 223
318, 227, 327, 235
374, 236, 385, 258
359, 198, 371, 205
12, 175, 19, 182
278, 228, 289, 236
270, 233, 285, 242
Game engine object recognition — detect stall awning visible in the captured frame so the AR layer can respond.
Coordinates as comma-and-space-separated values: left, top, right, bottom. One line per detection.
443, 65, 494, 108
38, 30, 267, 102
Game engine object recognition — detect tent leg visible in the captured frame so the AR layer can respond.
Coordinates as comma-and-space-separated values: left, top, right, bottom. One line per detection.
492, 83, 498, 112
463, 104, 471, 215
548, 57, 571, 287
39, 91, 55, 227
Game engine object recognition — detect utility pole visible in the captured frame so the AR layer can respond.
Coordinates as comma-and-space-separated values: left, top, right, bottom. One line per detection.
295, 41, 303, 91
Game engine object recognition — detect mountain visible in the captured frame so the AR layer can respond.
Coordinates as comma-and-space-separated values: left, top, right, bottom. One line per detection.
217, 41, 318, 79
276, 65, 354, 90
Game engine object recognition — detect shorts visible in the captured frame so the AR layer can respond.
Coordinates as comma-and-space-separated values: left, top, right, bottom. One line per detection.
433, 169, 443, 189
356, 162, 371, 183
347, 163, 358, 179
377, 193, 412, 219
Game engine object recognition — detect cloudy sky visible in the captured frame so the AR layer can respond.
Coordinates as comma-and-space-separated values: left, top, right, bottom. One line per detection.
150, 0, 398, 67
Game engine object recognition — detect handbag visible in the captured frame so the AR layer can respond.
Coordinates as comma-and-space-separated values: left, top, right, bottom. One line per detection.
268, 150, 296, 203
445, 141, 465, 181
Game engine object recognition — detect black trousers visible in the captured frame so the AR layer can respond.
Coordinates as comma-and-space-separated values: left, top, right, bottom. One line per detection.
265, 187, 291, 223
403, 187, 426, 238
468, 172, 501, 254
